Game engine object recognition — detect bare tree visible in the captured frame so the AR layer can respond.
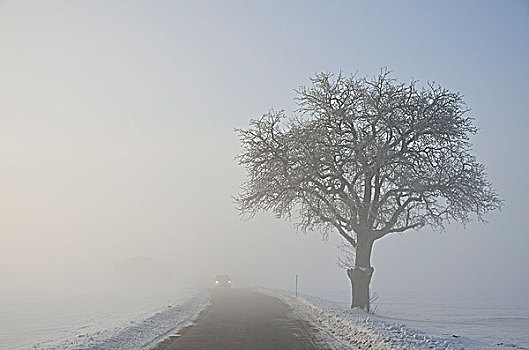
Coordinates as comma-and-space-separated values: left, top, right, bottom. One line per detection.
235, 69, 502, 311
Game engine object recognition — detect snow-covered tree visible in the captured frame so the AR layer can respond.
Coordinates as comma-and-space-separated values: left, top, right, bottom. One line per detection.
235, 69, 502, 311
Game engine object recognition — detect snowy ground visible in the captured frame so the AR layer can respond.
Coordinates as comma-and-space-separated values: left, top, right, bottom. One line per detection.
3, 286, 527, 349
0, 288, 209, 350
257, 287, 529, 350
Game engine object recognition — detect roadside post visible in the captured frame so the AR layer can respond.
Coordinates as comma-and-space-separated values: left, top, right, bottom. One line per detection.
296, 275, 298, 298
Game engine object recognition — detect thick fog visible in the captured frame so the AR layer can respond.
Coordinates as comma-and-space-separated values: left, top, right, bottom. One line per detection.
1, 1, 528, 306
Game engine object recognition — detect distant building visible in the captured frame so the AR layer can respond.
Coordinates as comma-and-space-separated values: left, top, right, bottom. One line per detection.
113, 256, 174, 289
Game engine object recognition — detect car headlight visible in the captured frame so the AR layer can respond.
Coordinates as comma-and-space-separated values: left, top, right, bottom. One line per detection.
228, 281, 231, 283
215, 281, 219, 284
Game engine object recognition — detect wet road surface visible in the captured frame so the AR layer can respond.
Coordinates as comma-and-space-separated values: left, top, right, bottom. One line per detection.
155, 288, 327, 350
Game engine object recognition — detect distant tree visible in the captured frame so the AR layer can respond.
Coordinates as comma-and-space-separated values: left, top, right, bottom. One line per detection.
235, 69, 502, 311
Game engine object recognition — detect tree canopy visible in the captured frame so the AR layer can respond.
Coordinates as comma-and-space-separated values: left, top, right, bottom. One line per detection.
237, 70, 501, 245
236, 69, 502, 309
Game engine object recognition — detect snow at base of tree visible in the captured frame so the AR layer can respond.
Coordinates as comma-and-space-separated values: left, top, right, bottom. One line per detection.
256, 287, 528, 350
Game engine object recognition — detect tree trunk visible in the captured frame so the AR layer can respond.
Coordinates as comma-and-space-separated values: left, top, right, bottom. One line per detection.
347, 235, 374, 311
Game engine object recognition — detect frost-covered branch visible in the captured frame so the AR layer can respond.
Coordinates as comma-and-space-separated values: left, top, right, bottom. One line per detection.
236, 68, 502, 254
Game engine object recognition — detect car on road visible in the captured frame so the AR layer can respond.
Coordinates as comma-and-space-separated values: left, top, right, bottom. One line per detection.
215, 275, 231, 288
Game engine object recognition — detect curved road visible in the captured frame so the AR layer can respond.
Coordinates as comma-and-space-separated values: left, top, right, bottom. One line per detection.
156, 288, 328, 350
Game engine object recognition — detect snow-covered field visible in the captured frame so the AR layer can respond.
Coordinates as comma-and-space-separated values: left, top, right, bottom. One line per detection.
258, 287, 529, 350
3, 286, 527, 350
0, 288, 209, 350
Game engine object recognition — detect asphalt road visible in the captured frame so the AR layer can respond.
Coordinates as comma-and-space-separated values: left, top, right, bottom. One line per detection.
155, 288, 327, 350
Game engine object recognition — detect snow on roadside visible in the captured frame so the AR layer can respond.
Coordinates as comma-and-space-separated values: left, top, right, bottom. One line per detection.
33, 289, 210, 350
256, 287, 466, 350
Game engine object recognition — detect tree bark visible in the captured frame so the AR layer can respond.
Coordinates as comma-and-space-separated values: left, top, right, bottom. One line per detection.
347, 234, 374, 311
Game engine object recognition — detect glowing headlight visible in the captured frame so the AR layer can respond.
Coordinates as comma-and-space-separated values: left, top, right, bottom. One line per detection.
228, 281, 231, 283
215, 281, 219, 284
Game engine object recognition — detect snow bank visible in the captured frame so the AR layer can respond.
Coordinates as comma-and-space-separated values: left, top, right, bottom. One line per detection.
32, 289, 209, 350
256, 287, 468, 350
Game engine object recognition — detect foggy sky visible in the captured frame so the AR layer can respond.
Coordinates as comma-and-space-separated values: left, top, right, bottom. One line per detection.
1, 0, 528, 304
